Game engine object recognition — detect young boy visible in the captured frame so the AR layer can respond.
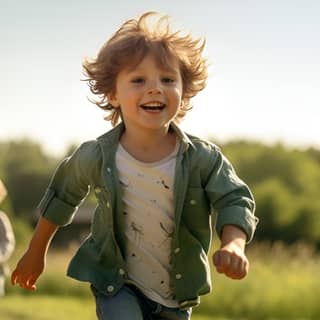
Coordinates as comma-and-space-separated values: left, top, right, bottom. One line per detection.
11, 12, 258, 320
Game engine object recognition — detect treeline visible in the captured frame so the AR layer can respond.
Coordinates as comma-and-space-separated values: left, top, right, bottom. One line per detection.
221, 140, 320, 245
1, 138, 320, 246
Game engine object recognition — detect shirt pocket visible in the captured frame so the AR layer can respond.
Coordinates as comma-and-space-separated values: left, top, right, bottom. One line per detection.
182, 187, 211, 229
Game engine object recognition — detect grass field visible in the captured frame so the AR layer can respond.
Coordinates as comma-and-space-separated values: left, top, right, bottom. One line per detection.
0, 296, 216, 320
1, 296, 96, 320
3, 241, 320, 319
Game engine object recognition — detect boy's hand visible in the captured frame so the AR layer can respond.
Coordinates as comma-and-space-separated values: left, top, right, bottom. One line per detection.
212, 225, 249, 279
212, 243, 249, 279
11, 216, 58, 291
11, 249, 45, 291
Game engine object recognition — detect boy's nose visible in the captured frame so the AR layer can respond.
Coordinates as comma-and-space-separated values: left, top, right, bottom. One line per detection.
147, 80, 162, 94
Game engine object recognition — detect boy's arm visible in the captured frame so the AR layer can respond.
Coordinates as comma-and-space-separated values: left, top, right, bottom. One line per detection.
11, 216, 58, 291
202, 147, 257, 279
212, 224, 248, 279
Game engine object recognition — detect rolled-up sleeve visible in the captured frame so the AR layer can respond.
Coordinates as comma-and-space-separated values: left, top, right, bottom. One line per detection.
205, 148, 258, 243
39, 188, 78, 226
38, 141, 97, 226
215, 206, 258, 243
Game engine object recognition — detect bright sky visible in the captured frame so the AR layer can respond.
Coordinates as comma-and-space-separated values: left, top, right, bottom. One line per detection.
1, 0, 319, 156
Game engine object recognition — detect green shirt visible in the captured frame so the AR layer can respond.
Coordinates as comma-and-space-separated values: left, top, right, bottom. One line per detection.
39, 122, 258, 309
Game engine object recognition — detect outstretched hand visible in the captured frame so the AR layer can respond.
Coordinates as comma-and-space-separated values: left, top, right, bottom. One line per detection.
11, 249, 45, 291
11, 216, 58, 291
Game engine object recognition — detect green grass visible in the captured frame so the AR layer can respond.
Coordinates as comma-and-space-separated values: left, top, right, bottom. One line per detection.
0, 296, 216, 320
5, 241, 320, 319
0, 296, 96, 320
197, 242, 320, 319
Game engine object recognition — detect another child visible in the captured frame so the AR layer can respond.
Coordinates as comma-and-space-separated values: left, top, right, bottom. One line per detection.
0, 179, 15, 297
11, 12, 258, 320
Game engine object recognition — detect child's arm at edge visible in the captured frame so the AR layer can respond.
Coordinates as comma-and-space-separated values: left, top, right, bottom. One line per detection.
212, 224, 248, 280
11, 216, 58, 291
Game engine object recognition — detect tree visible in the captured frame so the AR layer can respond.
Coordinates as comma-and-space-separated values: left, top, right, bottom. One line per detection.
0, 140, 57, 219
217, 140, 320, 244
253, 178, 298, 241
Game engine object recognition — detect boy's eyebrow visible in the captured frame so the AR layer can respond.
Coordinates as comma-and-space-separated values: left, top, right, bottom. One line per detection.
129, 66, 180, 75
162, 67, 180, 75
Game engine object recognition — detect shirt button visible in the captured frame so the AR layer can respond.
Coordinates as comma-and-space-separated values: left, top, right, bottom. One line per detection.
94, 187, 101, 194
106, 201, 110, 208
174, 248, 180, 254
107, 285, 114, 292
176, 273, 182, 280
119, 268, 125, 276
190, 199, 197, 205
107, 167, 111, 173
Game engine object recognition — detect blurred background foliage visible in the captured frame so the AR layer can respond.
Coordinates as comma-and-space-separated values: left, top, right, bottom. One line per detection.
221, 140, 320, 245
2, 138, 320, 319
1, 138, 320, 248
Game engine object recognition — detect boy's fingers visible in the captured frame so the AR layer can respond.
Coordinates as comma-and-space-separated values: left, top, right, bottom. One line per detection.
240, 259, 249, 277
26, 275, 37, 290
18, 279, 34, 291
213, 249, 249, 279
213, 250, 230, 273
228, 256, 249, 279
213, 251, 225, 273
11, 270, 18, 285
229, 256, 239, 273
212, 251, 220, 267
11, 271, 37, 291
220, 252, 231, 269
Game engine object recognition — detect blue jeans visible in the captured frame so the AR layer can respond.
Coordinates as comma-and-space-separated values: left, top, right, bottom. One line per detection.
91, 285, 192, 320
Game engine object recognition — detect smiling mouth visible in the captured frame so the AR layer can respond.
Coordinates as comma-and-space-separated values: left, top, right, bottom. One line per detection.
140, 102, 166, 111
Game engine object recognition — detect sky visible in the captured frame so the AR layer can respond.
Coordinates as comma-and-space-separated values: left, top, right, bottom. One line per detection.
1, 0, 320, 156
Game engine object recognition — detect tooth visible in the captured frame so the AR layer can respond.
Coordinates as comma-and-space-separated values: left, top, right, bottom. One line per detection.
143, 102, 163, 107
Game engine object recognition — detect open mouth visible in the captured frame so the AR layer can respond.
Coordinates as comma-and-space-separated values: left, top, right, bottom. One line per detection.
140, 102, 165, 111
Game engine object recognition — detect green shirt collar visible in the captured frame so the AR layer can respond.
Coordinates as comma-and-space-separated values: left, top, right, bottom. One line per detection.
97, 121, 195, 153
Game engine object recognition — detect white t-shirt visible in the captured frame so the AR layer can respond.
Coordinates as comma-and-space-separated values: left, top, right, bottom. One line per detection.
116, 141, 179, 308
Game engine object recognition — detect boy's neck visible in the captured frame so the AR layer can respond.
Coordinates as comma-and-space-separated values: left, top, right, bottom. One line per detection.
119, 125, 177, 163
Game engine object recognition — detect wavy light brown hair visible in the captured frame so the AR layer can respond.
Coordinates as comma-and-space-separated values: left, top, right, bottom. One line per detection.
83, 12, 208, 126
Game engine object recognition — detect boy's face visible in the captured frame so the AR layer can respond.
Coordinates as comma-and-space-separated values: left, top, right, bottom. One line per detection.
108, 54, 183, 134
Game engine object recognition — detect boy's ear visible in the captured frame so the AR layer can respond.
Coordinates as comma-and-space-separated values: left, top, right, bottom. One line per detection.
107, 93, 120, 108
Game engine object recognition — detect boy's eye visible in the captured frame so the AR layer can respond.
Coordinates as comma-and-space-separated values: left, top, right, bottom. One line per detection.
131, 77, 145, 84
162, 77, 175, 83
